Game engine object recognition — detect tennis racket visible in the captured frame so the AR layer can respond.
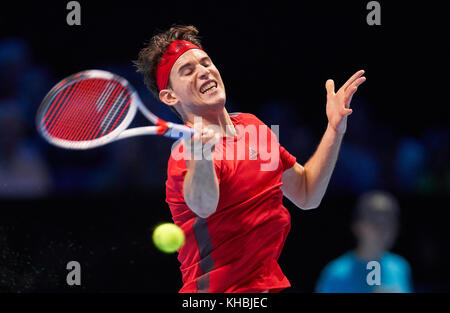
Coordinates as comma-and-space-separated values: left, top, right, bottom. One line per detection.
36, 69, 195, 150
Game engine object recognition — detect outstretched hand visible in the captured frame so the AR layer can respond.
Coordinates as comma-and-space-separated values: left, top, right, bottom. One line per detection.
325, 70, 366, 134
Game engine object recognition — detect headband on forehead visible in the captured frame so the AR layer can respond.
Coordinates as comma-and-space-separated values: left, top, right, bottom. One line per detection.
155, 40, 202, 91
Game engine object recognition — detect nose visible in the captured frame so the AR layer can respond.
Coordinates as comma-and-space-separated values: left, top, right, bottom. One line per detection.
198, 64, 211, 79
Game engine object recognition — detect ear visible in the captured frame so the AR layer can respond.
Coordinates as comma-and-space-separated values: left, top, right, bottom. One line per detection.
159, 88, 179, 107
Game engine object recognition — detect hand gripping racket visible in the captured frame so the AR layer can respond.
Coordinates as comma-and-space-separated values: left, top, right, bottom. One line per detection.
36, 69, 195, 150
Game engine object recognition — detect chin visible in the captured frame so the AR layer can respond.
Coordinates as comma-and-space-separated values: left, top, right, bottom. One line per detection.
201, 91, 226, 107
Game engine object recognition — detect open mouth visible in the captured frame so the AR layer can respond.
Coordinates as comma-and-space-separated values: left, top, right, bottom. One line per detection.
200, 80, 218, 94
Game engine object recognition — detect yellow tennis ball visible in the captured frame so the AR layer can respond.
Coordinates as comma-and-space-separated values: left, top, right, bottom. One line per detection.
152, 223, 185, 253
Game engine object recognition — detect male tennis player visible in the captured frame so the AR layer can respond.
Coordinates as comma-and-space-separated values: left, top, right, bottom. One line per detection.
134, 25, 366, 293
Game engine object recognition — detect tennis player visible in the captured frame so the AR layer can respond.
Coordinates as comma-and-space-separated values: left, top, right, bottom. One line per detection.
134, 25, 366, 293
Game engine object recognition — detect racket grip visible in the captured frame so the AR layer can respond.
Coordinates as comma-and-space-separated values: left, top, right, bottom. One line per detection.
165, 123, 196, 139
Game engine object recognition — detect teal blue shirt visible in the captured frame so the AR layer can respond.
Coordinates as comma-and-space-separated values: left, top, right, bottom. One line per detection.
316, 251, 413, 293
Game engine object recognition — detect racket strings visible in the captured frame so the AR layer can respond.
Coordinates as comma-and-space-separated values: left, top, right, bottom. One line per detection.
88, 82, 130, 141
43, 79, 101, 138
64, 78, 106, 141
71, 79, 110, 142
41, 78, 131, 143
52, 79, 94, 140
76, 80, 120, 141
66, 78, 103, 140
99, 85, 131, 135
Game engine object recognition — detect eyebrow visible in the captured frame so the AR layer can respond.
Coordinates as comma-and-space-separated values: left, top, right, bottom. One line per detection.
177, 56, 211, 74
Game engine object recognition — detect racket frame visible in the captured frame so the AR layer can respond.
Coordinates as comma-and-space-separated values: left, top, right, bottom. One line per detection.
36, 70, 194, 150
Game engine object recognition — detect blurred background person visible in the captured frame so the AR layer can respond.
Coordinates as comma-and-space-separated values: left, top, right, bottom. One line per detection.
315, 190, 413, 293
0, 38, 53, 198
0, 102, 52, 198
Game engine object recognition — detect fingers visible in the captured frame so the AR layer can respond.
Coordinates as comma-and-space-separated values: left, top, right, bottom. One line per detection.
326, 79, 335, 95
345, 85, 358, 104
342, 69, 365, 92
189, 126, 220, 145
327, 70, 366, 97
344, 76, 366, 107
200, 127, 221, 145
351, 76, 366, 89
185, 125, 221, 160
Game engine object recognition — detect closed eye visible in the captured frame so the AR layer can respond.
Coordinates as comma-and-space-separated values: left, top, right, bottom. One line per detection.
183, 68, 193, 76
178, 57, 213, 76
201, 58, 212, 68
178, 63, 194, 76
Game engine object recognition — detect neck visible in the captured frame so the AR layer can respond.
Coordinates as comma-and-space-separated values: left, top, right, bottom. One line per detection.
185, 107, 237, 137
354, 244, 384, 261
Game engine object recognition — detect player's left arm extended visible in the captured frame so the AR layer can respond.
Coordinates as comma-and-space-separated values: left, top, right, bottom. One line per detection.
281, 70, 366, 210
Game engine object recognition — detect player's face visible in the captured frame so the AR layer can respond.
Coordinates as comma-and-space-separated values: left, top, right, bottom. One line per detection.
169, 49, 226, 115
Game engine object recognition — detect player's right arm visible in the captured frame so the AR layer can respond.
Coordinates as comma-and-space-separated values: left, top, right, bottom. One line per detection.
183, 127, 221, 218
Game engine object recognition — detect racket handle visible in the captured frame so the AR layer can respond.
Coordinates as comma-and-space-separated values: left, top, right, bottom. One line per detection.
165, 123, 196, 139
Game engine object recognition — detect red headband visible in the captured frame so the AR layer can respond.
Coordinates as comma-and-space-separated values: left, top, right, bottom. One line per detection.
155, 40, 202, 91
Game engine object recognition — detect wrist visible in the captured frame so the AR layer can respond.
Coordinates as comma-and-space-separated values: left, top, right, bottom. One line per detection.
327, 122, 346, 138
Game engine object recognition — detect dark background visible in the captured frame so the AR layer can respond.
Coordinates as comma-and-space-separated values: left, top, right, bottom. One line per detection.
0, 0, 449, 292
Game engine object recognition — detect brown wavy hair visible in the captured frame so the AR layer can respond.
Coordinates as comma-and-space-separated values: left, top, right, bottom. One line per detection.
133, 25, 203, 121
